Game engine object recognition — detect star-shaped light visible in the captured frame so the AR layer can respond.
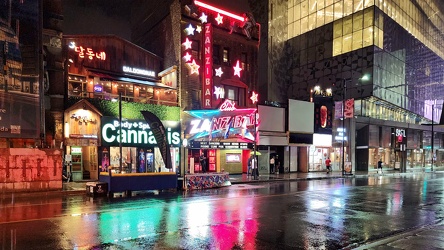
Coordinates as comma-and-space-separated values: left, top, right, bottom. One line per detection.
187, 59, 200, 75
196, 25, 202, 33
185, 24, 195, 35
214, 86, 225, 99
250, 91, 258, 104
233, 60, 242, 77
215, 67, 223, 77
183, 52, 192, 62
215, 13, 224, 25
182, 38, 192, 50
199, 13, 208, 23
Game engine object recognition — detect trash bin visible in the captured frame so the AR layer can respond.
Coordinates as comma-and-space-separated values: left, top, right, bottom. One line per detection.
86, 182, 108, 196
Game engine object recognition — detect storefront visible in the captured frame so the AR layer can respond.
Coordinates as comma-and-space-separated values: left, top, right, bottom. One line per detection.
64, 100, 101, 181
64, 35, 178, 107
355, 121, 444, 172
180, 99, 256, 189
99, 116, 181, 174
183, 99, 256, 175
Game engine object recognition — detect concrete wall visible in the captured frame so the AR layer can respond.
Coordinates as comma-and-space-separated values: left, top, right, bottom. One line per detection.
0, 148, 63, 192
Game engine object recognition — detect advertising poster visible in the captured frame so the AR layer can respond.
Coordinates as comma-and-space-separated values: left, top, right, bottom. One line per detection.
0, 1, 40, 138
313, 96, 333, 134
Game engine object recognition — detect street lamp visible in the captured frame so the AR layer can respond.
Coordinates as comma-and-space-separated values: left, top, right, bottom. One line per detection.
341, 79, 349, 176
341, 74, 370, 176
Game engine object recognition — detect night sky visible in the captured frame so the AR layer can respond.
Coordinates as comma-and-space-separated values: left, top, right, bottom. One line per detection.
63, 0, 250, 41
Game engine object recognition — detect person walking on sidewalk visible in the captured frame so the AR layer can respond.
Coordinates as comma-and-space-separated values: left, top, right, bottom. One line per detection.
377, 158, 383, 174
269, 156, 275, 174
325, 157, 331, 174
252, 156, 258, 180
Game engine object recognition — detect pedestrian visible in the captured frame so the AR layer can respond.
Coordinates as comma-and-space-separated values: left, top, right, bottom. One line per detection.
247, 155, 252, 177
377, 158, 383, 174
325, 157, 331, 173
252, 155, 258, 180
199, 153, 207, 173
270, 156, 275, 174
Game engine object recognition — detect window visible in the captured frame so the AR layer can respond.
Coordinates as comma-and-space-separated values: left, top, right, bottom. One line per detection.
224, 85, 246, 106
241, 52, 247, 70
223, 48, 229, 63
191, 40, 200, 60
68, 74, 86, 96
213, 44, 220, 65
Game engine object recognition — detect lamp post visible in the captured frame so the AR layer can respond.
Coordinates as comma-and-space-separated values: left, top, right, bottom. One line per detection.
119, 92, 123, 173
342, 79, 348, 176
341, 74, 370, 176
432, 104, 434, 171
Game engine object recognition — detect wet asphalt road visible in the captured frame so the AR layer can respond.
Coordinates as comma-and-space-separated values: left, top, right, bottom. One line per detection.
1, 173, 444, 250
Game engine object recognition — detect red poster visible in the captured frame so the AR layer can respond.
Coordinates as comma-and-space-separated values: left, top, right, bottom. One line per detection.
202, 23, 213, 108
344, 98, 354, 119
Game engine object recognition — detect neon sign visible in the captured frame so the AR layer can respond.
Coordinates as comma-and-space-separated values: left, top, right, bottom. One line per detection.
101, 117, 181, 147
69, 42, 106, 61
233, 60, 242, 77
250, 91, 258, 104
202, 23, 213, 108
187, 60, 200, 75
185, 99, 258, 141
194, 0, 245, 22
214, 86, 225, 99
122, 66, 155, 77
189, 115, 255, 135
219, 99, 236, 111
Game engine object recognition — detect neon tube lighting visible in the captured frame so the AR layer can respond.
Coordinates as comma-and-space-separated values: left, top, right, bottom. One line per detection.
194, 0, 245, 22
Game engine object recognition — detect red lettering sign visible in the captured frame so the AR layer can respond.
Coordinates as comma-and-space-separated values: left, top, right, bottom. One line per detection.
202, 23, 213, 109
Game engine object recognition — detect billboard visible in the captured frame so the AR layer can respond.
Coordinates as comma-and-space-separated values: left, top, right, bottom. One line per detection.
0, 1, 40, 138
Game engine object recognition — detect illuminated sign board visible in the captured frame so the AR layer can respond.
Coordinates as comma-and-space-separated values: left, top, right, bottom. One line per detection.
185, 100, 257, 141
395, 128, 407, 143
190, 141, 252, 149
94, 85, 103, 92
122, 66, 156, 77
335, 127, 347, 141
202, 23, 213, 108
71, 147, 82, 154
226, 153, 241, 163
68, 41, 106, 61
101, 117, 180, 147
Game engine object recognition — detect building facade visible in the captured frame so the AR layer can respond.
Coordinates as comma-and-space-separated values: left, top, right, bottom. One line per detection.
131, 0, 263, 174
62, 35, 181, 181
256, 0, 444, 172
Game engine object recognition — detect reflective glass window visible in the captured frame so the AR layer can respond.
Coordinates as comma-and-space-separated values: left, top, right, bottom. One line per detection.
333, 20, 342, 38
343, 15, 353, 35
352, 30, 363, 50
334, 2, 343, 20
353, 12, 363, 31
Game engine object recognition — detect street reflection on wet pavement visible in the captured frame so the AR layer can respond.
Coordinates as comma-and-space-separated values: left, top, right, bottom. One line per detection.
1, 173, 444, 249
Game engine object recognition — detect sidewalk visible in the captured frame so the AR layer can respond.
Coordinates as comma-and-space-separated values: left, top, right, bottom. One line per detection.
62, 167, 440, 192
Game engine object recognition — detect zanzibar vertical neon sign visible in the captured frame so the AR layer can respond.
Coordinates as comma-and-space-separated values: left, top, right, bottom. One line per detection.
203, 23, 213, 108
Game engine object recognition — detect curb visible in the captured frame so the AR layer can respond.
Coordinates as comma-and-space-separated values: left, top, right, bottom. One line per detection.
2, 171, 441, 198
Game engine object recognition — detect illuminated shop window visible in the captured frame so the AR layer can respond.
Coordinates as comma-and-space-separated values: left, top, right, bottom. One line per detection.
223, 48, 229, 63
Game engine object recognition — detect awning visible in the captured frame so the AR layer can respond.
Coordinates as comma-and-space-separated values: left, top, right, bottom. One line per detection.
86, 69, 175, 89
221, 79, 248, 89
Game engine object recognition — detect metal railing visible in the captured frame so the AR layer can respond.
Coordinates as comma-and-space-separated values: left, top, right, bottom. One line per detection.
68, 91, 179, 106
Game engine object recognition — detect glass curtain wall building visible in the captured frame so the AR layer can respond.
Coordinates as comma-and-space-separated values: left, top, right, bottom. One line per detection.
263, 0, 444, 171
